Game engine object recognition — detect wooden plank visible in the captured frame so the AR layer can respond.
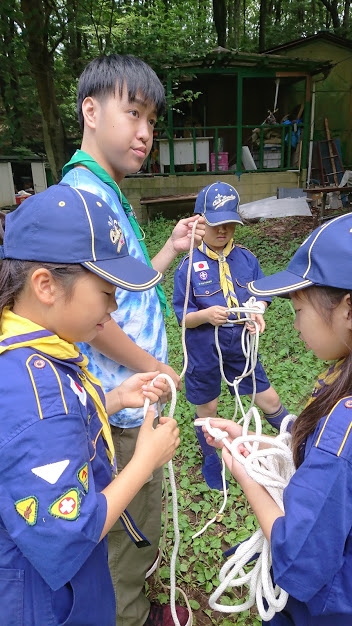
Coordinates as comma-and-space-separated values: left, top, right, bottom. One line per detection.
324, 118, 339, 186
140, 193, 197, 206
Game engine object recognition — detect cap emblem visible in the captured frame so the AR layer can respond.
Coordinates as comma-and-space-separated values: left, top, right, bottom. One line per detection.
109, 216, 125, 253
213, 193, 237, 210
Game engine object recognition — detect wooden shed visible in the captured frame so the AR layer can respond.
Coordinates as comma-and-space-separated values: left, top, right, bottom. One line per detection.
266, 33, 352, 169
0, 154, 48, 208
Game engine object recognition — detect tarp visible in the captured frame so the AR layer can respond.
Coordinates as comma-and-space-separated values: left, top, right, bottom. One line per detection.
239, 196, 312, 220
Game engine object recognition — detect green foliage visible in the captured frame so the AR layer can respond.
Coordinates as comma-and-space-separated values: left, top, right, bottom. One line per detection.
143, 216, 323, 624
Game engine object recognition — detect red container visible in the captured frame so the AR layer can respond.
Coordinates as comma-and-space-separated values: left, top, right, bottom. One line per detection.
210, 152, 229, 171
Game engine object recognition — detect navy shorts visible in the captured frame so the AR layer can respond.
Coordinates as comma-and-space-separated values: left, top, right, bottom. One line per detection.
184, 326, 270, 405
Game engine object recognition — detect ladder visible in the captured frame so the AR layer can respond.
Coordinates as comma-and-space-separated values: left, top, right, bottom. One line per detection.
315, 118, 344, 186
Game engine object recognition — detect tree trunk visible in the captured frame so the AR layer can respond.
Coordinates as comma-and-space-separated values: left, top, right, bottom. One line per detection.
20, 0, 67, 182
0, 11, 24, 146
259, 0, 267, 52
212, 0, 227, 47
319, 0, 341, 29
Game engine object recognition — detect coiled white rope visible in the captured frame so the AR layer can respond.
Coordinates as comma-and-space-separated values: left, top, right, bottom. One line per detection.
201, 407, 296, 621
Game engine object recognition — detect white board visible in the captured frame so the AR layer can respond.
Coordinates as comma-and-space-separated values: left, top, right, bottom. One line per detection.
0, 162, 16, 207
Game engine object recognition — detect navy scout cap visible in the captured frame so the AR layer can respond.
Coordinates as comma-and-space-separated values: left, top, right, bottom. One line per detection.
248, 212, 352, 297
0, 184, 162, 292
194, 181, 243, 226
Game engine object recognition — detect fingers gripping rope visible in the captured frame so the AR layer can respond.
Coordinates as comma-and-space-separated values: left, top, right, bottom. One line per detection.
196, 408, 296, 621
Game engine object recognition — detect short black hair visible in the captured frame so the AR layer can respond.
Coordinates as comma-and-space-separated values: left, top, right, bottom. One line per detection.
77, 54, 166, 130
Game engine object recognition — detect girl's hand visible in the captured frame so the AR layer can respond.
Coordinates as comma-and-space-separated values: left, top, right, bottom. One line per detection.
105, 372, 169, 415
222, 443, 253, 486
200, 417, 243, 449
134, 409, 180, 469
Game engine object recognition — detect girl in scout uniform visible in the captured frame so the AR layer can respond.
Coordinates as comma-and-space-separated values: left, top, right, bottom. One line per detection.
0, 184, 180, 626
173, 181, 288, 490
204, 212, 352, 624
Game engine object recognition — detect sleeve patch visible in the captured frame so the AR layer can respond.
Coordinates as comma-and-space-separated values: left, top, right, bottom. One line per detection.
15, 496, 38, 526
77, 463, 89, 493
49, 488, 81, 521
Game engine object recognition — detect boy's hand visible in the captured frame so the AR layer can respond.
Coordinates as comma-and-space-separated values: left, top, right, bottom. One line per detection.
134, 409, 180, 469
205, 305, 230, 326
106, 372, 169, 414
170, 215, 205, 253
245, 312, 265, 334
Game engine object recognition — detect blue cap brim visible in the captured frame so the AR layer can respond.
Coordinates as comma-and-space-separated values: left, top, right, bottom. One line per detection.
204, 212, 243, 226
248, 270, 314, 297
82, 256, 162, 291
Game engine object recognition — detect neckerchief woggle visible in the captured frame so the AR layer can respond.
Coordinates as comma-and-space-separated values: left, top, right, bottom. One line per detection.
62, 150, 170, 316
0, 309, 150, 547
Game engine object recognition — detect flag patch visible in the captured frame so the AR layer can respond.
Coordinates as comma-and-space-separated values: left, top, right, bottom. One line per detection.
193, 261, 209, 272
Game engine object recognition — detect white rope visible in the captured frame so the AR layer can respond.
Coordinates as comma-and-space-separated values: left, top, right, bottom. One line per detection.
201, 407, 296, 621
140, 219, 201, 626
144, 373, 191, 626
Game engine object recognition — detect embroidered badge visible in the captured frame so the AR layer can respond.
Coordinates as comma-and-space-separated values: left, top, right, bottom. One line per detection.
67, 374, 87, 406
193, 261, 209, 272
15, 496, 38, 526
31, 460, 70, 484
108, 216, 125, 253
77, 463, 89, 492
49, 488, 80, 521
199, 271, 208, 280
33, 359, 46, 369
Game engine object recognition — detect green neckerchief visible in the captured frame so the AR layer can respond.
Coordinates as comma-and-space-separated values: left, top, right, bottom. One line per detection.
62, 150, 170, 315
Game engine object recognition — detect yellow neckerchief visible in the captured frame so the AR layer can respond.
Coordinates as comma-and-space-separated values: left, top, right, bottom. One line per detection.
305, 358, 345, 408
198, 238, 240, 318
0, 308, 115, 468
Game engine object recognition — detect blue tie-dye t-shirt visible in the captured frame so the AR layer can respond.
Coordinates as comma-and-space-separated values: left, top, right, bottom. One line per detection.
61, 168, 168, 428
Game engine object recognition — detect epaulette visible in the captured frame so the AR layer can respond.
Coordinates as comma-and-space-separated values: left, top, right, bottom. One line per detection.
314, 396, 352, 459
235, 243, 257, 258
26, 353, 71, 419
177, 254, 190, 271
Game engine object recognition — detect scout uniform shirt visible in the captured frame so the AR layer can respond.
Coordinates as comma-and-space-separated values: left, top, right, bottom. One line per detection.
268, 396, 352, 625
173, 243, 269, 348
0, 324, 116, 625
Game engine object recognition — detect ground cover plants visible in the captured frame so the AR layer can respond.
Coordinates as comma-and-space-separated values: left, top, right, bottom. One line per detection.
143, 214, 323, 625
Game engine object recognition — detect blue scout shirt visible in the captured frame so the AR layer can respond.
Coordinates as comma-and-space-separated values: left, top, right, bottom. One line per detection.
268, 397, 352, 625
0, 347, 115, 625
173, 244, 270, 335
61, 168, 168, 428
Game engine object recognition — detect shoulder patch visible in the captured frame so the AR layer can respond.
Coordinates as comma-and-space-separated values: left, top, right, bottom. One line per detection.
15, 496, 38, 526
314, 397, 352, 458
